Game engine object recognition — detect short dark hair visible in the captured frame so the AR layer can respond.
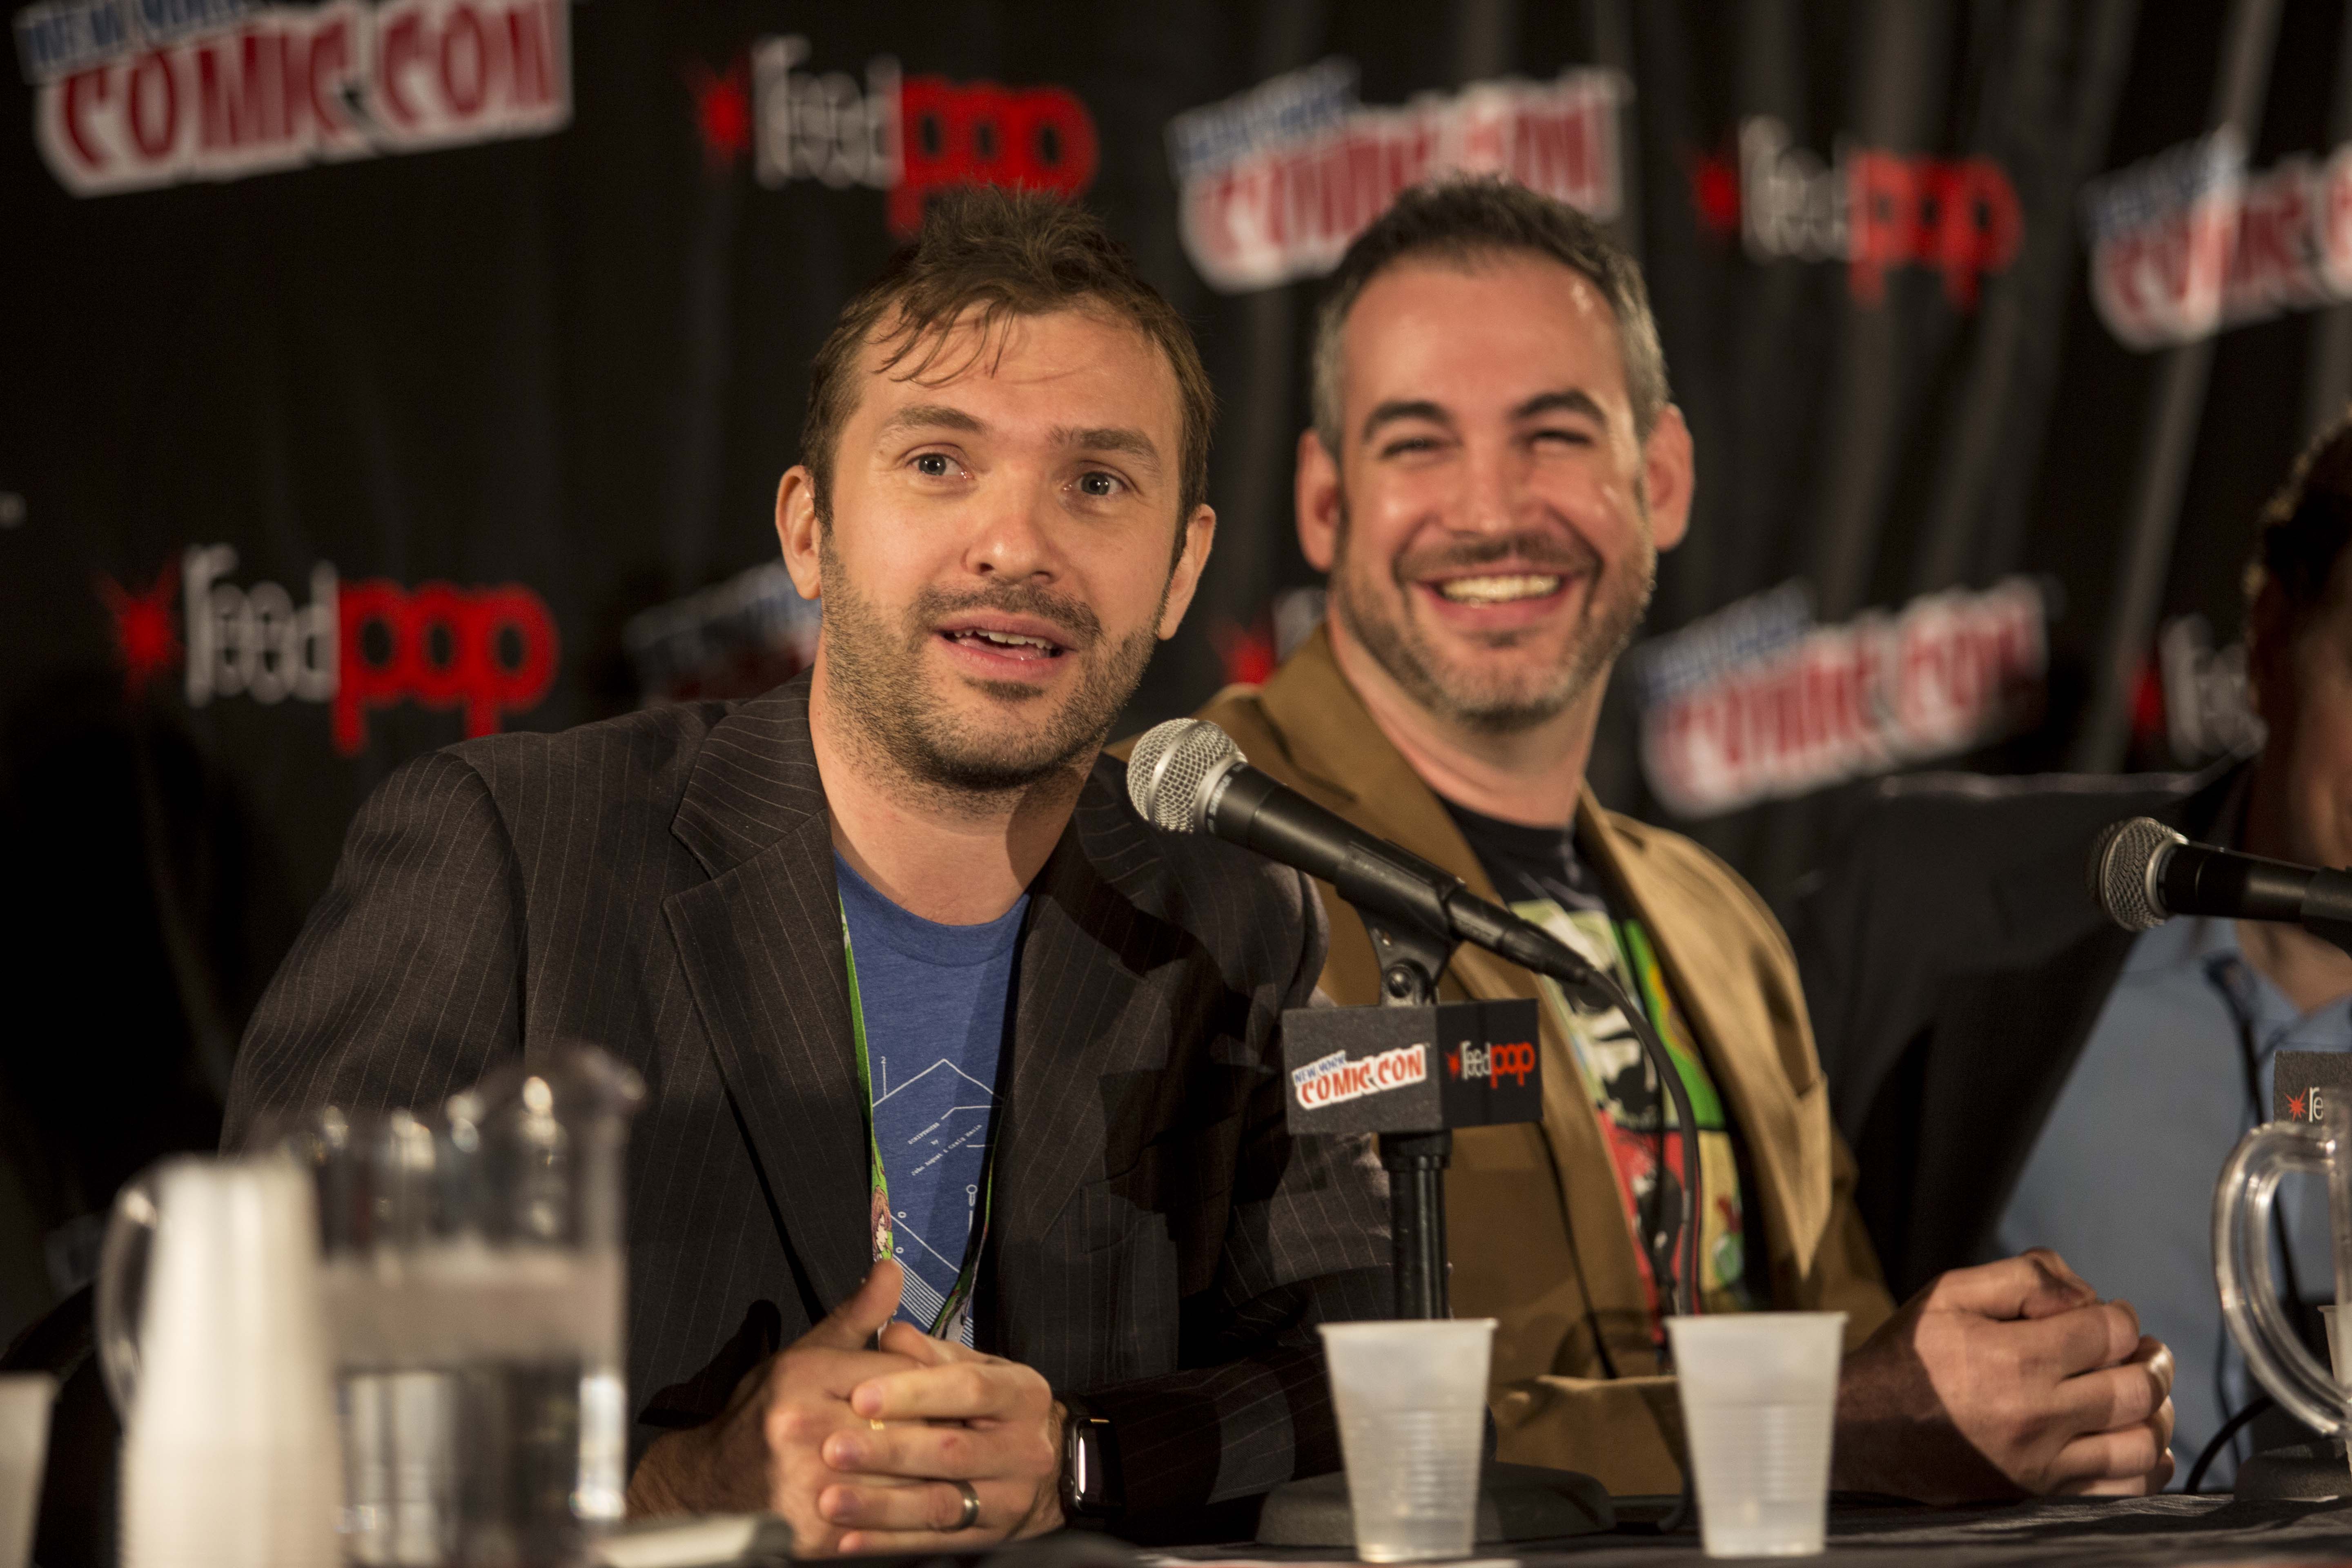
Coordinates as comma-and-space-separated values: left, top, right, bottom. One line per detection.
2247, 407, 2352, 624
1311, 176, 1669, 455
801, 187, 1215, 531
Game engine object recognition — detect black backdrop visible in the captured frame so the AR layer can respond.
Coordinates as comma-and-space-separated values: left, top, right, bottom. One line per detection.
4, 0, 2348, 1342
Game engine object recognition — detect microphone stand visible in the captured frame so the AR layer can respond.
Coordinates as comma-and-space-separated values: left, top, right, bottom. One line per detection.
1363, 917, 1463, 1321
1256, 906, 1701, 1546
1362, 916, 1699, 1321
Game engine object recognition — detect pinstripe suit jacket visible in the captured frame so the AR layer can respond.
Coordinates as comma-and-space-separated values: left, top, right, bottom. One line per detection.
223, 675, 1391, 1524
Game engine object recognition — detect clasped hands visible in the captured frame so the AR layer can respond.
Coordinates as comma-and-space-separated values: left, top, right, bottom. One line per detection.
1835, 1247, 2177, 1502
626, 1260, 1065, 1555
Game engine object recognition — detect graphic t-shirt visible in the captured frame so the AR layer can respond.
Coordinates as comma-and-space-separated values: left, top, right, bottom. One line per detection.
1439, 799, 1764, 1332
834, 852, 1026, 1343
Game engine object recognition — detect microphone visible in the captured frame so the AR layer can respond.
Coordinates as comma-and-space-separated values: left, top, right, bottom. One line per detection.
1126, 718, 1584, 982
1128, 717, 1706, 1321
2088, 816, 2352, 953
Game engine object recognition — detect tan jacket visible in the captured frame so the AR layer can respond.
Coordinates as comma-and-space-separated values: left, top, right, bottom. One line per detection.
1186, 628, 1895, 1494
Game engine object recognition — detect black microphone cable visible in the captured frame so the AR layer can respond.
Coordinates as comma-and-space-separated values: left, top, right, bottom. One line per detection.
1514, 940, 1704, 1329
2185, 1395, 2273, 1494
1477, 936, 1706, 1534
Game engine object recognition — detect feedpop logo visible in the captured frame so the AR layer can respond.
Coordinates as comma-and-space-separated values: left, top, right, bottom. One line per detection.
679, 33, 1098, 238
1447, 1038, 1535, 1088
97, 543, 559, 756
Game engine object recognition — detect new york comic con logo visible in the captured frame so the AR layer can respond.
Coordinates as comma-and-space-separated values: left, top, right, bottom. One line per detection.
97, 545, 558, 755
684, 32, 1097, 238
2081, 129, 2352, 350
15, 0, 568, 196
1633, 577, 2048, 819
1167, 57, 1624, 292
1290, 1043, 1427, 1110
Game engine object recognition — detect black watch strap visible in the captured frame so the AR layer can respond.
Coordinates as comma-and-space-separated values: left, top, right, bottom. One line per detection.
1058, 1394, 1124, 1522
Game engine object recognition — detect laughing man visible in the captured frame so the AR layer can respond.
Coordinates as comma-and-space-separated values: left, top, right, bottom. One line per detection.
1174, 178, 2177, 1502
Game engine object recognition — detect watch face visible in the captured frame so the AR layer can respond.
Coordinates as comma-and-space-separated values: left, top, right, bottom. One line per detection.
1062, 1414, 1122, 1519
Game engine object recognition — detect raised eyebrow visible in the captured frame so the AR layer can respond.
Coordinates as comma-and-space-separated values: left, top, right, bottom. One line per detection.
1361, 399, 1454, 444
1512, 389, 1610, 430
1055, 425, 1163, 473
878, 403, 986, 438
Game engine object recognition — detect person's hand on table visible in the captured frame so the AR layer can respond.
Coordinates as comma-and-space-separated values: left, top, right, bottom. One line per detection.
814, 1323, 1066, 1553
623, 1261, 931, 1553
1832, 1248, 2176, 1503
623, 1258, 1065, 1555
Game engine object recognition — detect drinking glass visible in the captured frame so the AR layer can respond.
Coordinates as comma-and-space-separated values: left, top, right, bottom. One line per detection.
2215, 1097, 2352, 1445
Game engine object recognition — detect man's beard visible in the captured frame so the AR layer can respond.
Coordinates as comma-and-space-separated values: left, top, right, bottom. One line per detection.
818, 532, 1163, 795
1327, 498, 1655, 734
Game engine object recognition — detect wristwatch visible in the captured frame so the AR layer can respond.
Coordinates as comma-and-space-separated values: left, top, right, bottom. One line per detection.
1057, 1395, 1124, 1523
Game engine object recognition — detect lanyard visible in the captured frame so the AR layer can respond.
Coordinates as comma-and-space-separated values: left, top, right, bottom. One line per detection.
841, 903, 996, 1343
1610, 915, 1694, 1322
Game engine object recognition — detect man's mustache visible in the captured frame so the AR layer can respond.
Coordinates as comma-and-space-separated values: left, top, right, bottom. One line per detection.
1391, 528, 1602, 585
911, 581, 1103, 650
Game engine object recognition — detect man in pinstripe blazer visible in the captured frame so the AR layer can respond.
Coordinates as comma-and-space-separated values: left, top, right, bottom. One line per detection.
224, 191, 1390, 1553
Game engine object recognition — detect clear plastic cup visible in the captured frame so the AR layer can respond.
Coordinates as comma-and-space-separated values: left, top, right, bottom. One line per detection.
0, 1375, 56, 1568
1668, 1312, 1847, 1559
1320, 1319, 1495, 1563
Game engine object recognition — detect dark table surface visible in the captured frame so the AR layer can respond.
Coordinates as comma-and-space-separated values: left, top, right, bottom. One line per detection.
1154, 1495, 2352, 1567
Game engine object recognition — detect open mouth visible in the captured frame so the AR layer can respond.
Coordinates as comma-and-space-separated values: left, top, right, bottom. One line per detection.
938, 623, 1070, 662
1427, 572, 1568, 605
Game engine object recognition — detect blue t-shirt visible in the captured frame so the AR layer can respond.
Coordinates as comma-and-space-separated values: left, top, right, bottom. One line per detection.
835, 852, 1026, 1343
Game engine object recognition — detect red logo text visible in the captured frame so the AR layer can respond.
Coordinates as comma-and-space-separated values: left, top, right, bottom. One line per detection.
1291, 1043, 1428, 1110
1717, 116, 2022, 309
1639, 578, 2047, 819
337, 578, 558, 756
1170, 60, 1623, 293
748, 35, 1097, 238
1448, 1039, 1536, 1088
33, 0, 569, 198
95, 543, 559, 755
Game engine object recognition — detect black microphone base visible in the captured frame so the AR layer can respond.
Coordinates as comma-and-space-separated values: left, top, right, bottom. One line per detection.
1254, 1463, 1614, 1546
2233, 1438, 2352, 1501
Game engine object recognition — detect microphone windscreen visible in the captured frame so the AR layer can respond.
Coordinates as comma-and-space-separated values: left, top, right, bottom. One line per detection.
1126, 719, 1243, 833
2087, 816, 2183, 931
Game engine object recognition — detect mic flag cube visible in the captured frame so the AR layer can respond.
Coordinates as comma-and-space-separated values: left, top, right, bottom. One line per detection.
2274, 1051, 2352, 1125
1281, 999, 1542, 1136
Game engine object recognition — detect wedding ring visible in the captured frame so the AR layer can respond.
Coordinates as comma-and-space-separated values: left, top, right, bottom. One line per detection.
869, 1419, 887, 1430
951, 1479, 981, 1531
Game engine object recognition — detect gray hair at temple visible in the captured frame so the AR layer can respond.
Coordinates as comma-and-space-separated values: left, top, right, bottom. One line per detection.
1309, 176, 1671, 457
